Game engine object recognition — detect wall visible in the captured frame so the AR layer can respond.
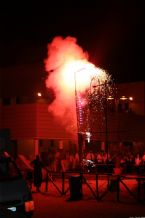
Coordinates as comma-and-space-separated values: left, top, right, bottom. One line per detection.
2, 104, 37, 139
0, 103, 73, 140
18, 139, 35, 159
117, 82, 145, 115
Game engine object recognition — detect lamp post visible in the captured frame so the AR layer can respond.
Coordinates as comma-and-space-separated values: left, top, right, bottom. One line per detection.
104, 80, 109, 163
74, 68, 85, 170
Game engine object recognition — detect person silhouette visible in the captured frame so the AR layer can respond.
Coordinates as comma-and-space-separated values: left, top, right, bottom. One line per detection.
31, 155, 43, 192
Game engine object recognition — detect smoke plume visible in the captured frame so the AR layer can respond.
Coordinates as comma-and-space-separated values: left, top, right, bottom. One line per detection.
44, 36, 109, 139
45, 36, 88, 138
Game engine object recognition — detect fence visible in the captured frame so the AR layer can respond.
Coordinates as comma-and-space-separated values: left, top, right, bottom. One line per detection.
42, 170, 145, 204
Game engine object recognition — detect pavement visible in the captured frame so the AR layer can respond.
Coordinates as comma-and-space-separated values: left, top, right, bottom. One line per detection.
32, 177, 145, 218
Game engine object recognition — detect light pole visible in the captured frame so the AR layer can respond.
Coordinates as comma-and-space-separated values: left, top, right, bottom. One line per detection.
74, 68, 86, 170
104, 80, 109, 163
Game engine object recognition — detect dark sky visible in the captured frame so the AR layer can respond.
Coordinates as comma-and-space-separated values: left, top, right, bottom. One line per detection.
0, 1, 145, 97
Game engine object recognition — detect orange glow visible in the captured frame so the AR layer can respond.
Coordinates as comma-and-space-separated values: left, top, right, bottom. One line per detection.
107, 96, 114, 100
25, 200, 34, 212
120, 96, 127, 100
37, 92, 42, 97
129, 96, 133, 101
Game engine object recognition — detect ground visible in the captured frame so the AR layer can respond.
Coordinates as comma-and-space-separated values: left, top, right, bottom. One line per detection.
32, 177, 145, 218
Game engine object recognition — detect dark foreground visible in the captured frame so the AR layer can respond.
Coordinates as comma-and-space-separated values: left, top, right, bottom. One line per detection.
32, 179, 145, 218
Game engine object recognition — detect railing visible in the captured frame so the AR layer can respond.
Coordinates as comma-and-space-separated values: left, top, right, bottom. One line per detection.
42, 169, 145, 204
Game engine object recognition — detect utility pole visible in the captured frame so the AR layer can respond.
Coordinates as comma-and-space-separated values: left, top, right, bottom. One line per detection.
104, 80, 109, 163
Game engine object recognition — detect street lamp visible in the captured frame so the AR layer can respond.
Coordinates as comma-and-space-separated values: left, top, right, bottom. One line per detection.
74, 67, 86, 169
37, 92, 42, 97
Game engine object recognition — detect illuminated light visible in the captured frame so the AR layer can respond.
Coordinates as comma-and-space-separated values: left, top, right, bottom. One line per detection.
129, 97, 133, 101
86, 132, 91, 143
8, 207, 16, 212
37, 92, 42, 97
61, 60, 108, 93
25, 200, 34, 212
107, 96, 114, 100
45, 36, 112, 136
120, 96, 127, 100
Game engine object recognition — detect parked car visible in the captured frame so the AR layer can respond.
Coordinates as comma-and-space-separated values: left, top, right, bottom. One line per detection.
0, 207, 27, 218
0, 152, 34, 217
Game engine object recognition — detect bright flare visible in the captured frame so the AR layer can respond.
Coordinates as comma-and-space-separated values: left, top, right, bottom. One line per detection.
45, 36, 110, 137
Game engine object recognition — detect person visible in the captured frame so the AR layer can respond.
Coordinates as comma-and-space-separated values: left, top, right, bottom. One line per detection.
86, 150, 95, 161
73, 152, 80, 171
85, 151, 95, 173
54, 149, 62, 172
31, 155, 43, 192
135, 153, 141, 175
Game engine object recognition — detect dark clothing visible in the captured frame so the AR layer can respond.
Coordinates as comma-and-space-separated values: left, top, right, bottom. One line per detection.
31, 156, 43, 191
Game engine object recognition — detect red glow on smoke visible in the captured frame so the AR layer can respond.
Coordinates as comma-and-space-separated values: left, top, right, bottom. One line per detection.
44, 36, 108, 138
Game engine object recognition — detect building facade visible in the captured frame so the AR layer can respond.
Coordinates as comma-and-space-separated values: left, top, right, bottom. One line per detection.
0, 81, 145, 159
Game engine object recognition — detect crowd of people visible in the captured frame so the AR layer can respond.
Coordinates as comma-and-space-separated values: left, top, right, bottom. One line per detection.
29, 150, 145, 192
40, 149, 145, 174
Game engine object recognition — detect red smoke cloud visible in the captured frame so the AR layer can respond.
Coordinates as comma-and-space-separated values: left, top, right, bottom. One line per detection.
44, 36, 109, 139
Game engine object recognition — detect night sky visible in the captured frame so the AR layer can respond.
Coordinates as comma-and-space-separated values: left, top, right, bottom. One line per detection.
0, 1, 144, 97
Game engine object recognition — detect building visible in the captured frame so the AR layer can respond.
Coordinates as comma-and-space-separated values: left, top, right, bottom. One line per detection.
0, 80, 145, 160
